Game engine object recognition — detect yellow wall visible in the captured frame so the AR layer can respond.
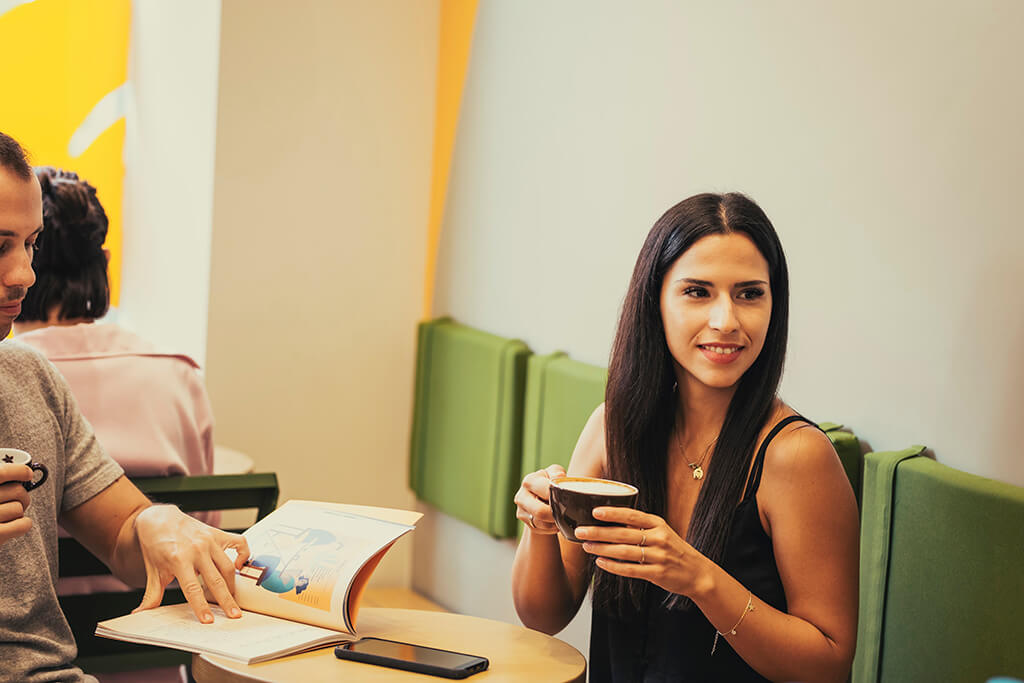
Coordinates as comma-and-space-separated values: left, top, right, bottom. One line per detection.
0, 0, 129, 305
422, 0, 478, 317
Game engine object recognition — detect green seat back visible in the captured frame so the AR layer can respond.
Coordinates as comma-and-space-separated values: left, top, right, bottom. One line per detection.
854, 450, 1024, 682
818, 422, 863, 509
59, 472, 279, 674
409, 318, 529, 538
521, 352, 606, 477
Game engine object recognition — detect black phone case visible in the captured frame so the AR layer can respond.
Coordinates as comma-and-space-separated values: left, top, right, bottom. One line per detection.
334, 641, 489, 679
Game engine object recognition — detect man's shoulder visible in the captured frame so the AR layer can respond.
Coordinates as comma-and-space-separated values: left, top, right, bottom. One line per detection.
0, 339, 55, 370
0, 340, 64, 395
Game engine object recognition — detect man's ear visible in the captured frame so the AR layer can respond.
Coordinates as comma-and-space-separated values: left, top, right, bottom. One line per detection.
103, 248, 111, 264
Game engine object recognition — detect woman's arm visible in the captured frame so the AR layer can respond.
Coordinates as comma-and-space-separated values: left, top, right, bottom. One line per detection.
580, 423, 858, 683
511, 404, 607, 634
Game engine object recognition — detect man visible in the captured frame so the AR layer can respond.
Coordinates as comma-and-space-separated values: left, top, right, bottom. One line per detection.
0, 130, 249, 683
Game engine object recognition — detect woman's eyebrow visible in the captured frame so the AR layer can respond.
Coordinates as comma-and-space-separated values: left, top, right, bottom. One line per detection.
673, 278, 768, 287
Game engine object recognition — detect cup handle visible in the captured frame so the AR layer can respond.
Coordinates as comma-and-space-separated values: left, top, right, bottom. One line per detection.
24, 462, 48, 491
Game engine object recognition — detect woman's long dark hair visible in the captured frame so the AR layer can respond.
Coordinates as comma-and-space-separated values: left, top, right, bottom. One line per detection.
17, 167, 110, 323
594, 192, 789, 616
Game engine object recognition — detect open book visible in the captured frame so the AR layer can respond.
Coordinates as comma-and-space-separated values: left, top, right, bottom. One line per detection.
95, 500, 421, 664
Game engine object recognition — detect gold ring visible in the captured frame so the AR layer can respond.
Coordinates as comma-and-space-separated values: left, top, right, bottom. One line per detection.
640, 532, 646, 547
527, 513, 536, 530
640, 546, 646, 564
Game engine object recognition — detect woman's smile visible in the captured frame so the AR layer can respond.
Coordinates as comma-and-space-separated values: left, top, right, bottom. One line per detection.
697, 343, 744, 364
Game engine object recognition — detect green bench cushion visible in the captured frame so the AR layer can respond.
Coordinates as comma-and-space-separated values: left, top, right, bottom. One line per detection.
409, 318, 529, 538
521, 352, 607, 478
818, 422, 863, 509
855, 449, 1024, 682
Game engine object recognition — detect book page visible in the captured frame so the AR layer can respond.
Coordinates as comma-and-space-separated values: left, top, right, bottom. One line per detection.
96, 604, 350, 663
233, 501, 415, 632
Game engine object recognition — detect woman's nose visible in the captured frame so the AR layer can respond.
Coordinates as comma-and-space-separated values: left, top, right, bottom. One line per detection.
708, 296, 738, 333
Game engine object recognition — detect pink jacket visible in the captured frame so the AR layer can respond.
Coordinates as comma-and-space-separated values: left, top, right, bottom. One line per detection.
16, 323, 215, 480
18, 323, 219, 597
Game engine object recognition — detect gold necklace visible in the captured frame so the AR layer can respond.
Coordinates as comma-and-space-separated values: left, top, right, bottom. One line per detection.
674, 424, 709, 481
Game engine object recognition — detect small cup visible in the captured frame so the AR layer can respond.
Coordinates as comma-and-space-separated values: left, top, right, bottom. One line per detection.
549, 476, 639, 543
0, 448, 49, 491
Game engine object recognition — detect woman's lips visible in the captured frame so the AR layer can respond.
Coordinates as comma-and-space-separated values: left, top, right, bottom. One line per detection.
698, 344, 743, 365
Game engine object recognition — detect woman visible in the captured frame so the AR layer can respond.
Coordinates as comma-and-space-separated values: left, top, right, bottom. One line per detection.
14, 167, 215, 492
511, 193, 858, 682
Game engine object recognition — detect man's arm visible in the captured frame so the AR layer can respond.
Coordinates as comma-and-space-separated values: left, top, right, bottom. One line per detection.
60, 475, 251, 623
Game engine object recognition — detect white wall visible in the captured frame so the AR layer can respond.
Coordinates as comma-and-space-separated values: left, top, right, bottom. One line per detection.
120, 0, 221, 367
418, 0, 1024, 655
206, 0, 438, 588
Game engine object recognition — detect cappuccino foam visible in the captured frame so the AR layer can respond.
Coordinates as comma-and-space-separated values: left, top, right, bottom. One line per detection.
555, 479, 634, 496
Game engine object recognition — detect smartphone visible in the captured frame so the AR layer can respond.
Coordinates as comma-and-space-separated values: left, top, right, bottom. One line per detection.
335, 637, 489, 679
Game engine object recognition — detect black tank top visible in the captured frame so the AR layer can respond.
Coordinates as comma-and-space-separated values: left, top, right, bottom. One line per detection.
589, 415, 816, 682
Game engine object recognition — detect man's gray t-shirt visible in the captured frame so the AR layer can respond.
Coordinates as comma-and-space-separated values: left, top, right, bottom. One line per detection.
0, 342, 124, 683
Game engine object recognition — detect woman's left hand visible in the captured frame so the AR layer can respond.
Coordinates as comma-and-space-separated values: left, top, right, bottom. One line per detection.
576, 507, 710, 598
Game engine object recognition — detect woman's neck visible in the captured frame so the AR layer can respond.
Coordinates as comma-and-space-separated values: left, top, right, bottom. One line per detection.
13, 314, 94, 335
675, 372, 736, 446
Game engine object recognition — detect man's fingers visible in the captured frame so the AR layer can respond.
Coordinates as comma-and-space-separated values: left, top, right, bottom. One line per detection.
0, 464, 32, 484
0, 499, 27, 523
196, 553, 241, 618
0, 481, 31, 510
175, 564, 214, 623
132, 567, 166, 614
221, 533, 250, 569
0, 515, 32, 544
208, 548, 243, 617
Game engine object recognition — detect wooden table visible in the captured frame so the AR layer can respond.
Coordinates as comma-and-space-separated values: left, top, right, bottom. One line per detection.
192, 607, 586, 683
213, 445, 255, 475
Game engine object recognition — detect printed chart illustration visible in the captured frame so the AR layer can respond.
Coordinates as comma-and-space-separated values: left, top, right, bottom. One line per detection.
239, 523, 355, 611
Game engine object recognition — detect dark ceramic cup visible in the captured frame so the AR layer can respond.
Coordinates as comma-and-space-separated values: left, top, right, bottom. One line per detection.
549, 476, 639, 543
0, 448, 49, 491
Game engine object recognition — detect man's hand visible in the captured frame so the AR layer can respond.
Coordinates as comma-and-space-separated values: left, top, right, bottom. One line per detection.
131, 505, 251, 623
0, 464, 33, 545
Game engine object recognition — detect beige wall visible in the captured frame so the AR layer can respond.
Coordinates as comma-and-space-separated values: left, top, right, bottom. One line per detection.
419, 0, 1024, 652
207, 0, 438, 587
121, 0, 221, 367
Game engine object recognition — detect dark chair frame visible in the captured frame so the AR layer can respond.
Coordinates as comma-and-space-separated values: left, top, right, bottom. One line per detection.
58, 472, 279, 674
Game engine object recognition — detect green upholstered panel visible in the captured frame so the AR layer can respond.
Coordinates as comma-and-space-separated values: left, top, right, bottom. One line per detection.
855, 451, 1024, 683
818, 422, 863, 509
853, 446, 927, 683
521, 352, 607, 479
409, 318, 529, 538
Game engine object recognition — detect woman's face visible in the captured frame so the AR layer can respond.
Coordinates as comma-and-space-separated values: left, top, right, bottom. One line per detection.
659, 232, 772, 393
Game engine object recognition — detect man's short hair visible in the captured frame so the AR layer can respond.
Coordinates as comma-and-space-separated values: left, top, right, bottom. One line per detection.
0, 131, 33, 181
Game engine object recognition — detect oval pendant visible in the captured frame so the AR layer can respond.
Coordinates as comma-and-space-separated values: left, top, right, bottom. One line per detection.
693, 466, 704, 480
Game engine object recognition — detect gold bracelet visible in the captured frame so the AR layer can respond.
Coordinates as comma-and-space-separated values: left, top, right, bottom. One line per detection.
711, 591, 754, 656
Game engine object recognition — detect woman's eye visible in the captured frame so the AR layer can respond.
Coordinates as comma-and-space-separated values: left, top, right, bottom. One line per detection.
738, 287, 765, 300
682, 286, 710, 298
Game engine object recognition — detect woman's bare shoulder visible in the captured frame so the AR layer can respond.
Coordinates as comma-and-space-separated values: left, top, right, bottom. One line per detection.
760, 407, 849, 499
567, 402, 607, 478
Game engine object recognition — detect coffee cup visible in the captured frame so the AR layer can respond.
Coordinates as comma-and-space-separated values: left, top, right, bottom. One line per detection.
549, 476, 639, 543
0, 448, 49, 491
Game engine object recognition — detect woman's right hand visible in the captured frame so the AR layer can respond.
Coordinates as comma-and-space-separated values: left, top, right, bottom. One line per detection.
0, 464, 33, 546
514, 464, 566, 535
